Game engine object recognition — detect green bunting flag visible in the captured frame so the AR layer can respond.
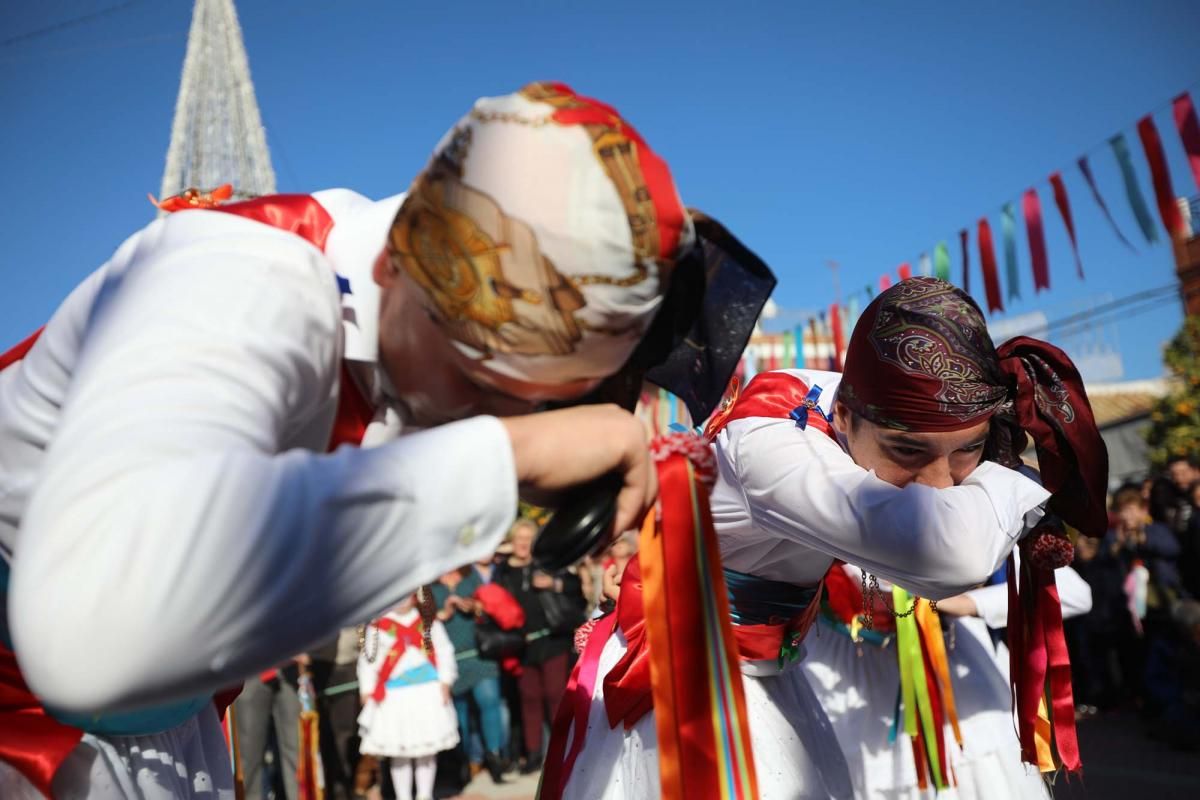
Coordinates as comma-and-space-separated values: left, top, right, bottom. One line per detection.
1001, 203, 1021, 302
1110, 133, 1159, 244
933, 242, 951, 282
793, 324, 806, 368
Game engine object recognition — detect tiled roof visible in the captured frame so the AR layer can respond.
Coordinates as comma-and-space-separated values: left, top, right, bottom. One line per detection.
1084, 379, 1169, 429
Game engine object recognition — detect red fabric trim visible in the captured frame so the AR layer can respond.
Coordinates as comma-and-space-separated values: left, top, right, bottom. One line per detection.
1175, 92, 1200, 194
0, 328, 43, 370
545, 84, 686, 262
1022, 189, 1050, 292
1049, 172, 1084, 279
0, 643, 83, 799
1137, 115, 1187, 240
211, 194, 336, 252
976, 218, 1004, 314
703, 371, 838, 443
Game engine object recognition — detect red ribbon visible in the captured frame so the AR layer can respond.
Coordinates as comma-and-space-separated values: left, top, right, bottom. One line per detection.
829, 304, 846, 372
1175, 92, 1200, 194
370, 618, 429, 703
976, 218, 1004, 314
1077, 157, 1136, 252
959, 229, 970, 293
0, 644, 83, 800
1137, 115, 1187, 240
898, 263, 913, 281
879, 274, 892, 292
1022, 189, 1051, 292
1049, 172, 1084, 279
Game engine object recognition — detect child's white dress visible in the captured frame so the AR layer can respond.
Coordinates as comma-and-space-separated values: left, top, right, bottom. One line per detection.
357, 608, 460, 758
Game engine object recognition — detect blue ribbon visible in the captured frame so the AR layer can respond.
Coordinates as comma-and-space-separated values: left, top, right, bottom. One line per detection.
788, 384, 831, 431
385, 662, 439, 688
723, 567, 819, 626
336, 274, 352, 295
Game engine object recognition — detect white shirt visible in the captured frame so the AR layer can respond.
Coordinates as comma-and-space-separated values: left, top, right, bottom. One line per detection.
710, 369, 1051, 600
1, 189, 516, 716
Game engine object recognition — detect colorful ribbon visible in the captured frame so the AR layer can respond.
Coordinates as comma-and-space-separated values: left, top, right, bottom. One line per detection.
1175, 92, 1200, 193
793, 324, 806, 368
1001, 203, 1021, 302
829, 303, 846, 371
1137, 115, 1187, 240
1078, 156, 1136, 251
1023, 189, 1051, 292
1110, 133, 1160, 244
976, 217, 1004, 313
1049, 172, 1085, 279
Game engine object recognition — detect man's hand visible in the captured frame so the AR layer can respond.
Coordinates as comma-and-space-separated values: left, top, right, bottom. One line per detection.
500, 405, 656, 537
932, 594, 978, 618
602, 563, 622, 602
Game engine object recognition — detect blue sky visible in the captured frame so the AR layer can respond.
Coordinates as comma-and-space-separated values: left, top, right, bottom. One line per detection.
3, 1, 1199, 380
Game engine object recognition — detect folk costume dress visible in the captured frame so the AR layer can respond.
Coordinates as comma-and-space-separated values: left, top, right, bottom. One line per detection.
802, 562, 1093, 800
356, 609, 459, 759
555, 369, 1052, 800
0, 81, 700, 800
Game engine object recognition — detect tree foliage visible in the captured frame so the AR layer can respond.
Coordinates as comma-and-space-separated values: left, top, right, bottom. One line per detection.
1146, 315, 1200, 468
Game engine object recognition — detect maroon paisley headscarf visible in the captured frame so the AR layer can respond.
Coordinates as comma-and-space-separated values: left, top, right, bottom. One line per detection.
840, 277, 1108, 537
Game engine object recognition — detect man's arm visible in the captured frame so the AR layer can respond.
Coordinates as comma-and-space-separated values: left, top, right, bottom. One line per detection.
724, 416, 1050, 599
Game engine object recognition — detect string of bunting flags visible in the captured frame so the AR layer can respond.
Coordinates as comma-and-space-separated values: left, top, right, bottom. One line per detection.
742, 84, 1200, 377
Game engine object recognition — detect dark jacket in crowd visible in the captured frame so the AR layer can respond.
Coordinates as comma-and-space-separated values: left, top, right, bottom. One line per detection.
495, 561, 583, 666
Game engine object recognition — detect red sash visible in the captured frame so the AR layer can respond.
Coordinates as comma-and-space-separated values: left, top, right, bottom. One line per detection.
0, 193, 373, 797
369, 617, 431, 703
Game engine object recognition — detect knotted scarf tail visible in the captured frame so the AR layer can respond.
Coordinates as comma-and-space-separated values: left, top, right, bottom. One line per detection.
1008, 546, 1083, 777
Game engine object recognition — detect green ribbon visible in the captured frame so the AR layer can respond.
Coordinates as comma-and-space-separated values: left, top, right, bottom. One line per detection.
1001, 203, 1021, 302
1110, 133, 1159, 244
893, 587, 946, 790
793, 324, 805, 367
933, 242, 951, 282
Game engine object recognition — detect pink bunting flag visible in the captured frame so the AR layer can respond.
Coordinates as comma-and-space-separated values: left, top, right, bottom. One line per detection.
1137, 114, 1187, 240
1049, 172, 1084, 279
977, 218, 1004, 314
879, 275, 892, 292
1023, 188, 1050, 292
1173, 92, 1200, 194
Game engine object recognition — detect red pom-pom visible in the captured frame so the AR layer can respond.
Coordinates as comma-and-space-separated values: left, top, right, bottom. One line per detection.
649, 433, 716, 489
1025, 523, 1074, 570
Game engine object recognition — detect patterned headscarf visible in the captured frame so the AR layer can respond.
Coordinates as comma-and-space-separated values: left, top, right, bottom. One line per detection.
840, 278, 1108, 536
388, 82, 694, 387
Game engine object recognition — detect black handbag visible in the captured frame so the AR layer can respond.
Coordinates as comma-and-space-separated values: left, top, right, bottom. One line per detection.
474, 617, 525, 661
537, 585, 588, 635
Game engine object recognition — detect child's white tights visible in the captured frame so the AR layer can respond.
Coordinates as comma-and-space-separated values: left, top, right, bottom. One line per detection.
389, 755, 436, 800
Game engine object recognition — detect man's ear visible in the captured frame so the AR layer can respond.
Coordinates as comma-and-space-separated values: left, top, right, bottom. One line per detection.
832, 400, 853, 433
373, 248, 397, 288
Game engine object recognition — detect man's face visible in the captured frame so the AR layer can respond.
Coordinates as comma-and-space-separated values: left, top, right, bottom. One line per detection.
1168, 460, 1196, 493
1116, 502, 1146, 531
511, 525, 535, 560
372, 253, 598, 426
832, 401, 990, 489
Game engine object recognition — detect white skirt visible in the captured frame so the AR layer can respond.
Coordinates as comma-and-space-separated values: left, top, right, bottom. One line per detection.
562, 629, 855, 800
800, 618, 1049, 800
357, 680, 459, 759
0, 704, 234, 800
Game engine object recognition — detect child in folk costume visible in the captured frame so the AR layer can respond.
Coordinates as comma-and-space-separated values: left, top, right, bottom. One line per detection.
804, 559, 1092, 800
358, 591, 459, 800
546, 278, 1108, 800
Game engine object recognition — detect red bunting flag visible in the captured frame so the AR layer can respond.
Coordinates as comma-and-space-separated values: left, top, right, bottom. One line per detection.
898, 263, 913, 281
959, 229, 970, 293
1137, 115, 1187, 240
1173, 92, 1200, 194
879, 274, 892, 292
1023, 189, 1051, 292
830, 303, 846, 371
1049, 172, 1084, 279
977, 218, 1004, 314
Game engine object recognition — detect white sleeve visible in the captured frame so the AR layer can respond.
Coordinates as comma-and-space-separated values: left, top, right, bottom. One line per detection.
966, 563, 1093, 629
723, 416, 1050, 599
9, 220, 516, 714
431, 621, 458, 686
